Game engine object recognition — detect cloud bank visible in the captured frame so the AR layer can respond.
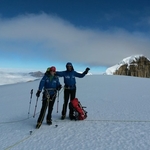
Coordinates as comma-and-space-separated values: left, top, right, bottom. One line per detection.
0, 13, 150, 68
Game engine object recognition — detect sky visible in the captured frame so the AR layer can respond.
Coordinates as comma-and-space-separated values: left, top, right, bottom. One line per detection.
1, 75, 150, 149
0, 0, 150, 73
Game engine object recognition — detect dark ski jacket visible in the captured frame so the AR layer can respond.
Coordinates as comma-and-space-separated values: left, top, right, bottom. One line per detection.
38, 73, 61, 95
56, 70, 85, 89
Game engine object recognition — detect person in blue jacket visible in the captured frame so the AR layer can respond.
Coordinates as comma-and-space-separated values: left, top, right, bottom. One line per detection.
56, 62, 90, 120
35, 66, 62, 129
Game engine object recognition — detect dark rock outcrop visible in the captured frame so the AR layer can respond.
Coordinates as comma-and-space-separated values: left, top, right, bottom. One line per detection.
114, 56, 150, 78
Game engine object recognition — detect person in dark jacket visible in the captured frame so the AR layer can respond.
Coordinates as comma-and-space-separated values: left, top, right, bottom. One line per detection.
56, 62, 90, 120
36, 66, 62, 129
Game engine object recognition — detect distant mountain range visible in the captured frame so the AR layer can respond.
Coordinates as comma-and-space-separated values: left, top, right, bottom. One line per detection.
29, 71, 44, 77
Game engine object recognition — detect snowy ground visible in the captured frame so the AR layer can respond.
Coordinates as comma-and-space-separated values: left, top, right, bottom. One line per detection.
1, 75, 150, 150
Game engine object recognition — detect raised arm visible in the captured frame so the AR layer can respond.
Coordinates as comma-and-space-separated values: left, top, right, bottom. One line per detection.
74, 67, 90, 78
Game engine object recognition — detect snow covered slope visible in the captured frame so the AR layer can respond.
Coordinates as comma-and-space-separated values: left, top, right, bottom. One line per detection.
1, 75, 150, 150
106, 54, 145, 75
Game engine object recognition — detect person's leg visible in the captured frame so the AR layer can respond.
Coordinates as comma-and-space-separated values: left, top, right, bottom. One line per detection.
70, 88, 76, 100
47, 95, 56, 125
36, 100, 48, 128
61, 89, 70, 119
69, 88, 76, 120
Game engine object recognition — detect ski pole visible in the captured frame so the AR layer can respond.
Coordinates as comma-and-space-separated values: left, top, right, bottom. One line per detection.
28, 89, 33, 118
33, 97, 39, 118
57, 90, 59, 113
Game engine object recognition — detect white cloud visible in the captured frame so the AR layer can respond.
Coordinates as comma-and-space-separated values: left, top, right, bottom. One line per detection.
0, 71, 37, 85
0, 13, 150, 67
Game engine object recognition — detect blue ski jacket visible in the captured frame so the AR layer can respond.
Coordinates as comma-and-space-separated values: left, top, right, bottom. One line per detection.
56, 70, 85, 89
38, 73, 61, 95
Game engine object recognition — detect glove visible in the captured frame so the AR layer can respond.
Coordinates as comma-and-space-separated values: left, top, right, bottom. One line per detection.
36, 90, 41, 97
57, 85, 62, 91
83, 67, 90, 74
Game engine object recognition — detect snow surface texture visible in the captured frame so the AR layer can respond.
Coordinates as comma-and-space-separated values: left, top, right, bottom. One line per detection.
1, 75, 150, 150
106, 54, 145, 75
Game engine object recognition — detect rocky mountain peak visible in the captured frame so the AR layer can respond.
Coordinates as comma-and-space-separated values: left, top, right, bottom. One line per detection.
106, 55, 150, 78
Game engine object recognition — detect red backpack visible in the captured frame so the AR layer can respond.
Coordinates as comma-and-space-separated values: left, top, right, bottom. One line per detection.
69, 98, 87, 120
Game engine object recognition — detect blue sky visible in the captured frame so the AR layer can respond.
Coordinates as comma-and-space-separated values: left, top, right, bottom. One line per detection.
0, 0, 150, 73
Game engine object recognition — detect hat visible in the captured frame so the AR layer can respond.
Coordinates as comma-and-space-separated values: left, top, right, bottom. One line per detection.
66, 62, 74, 71
50, 66, 56, 72
66, 62, 73, 67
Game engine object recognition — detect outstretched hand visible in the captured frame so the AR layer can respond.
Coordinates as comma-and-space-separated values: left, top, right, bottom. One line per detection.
83, 67, 90, 74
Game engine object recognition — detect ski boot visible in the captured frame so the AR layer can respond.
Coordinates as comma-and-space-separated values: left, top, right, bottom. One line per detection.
36, 122, 41, 129
61, 115, 66, 120
47, 120, 52, 125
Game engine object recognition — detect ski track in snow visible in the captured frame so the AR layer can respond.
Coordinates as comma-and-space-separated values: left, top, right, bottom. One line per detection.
1, 75, 150, 150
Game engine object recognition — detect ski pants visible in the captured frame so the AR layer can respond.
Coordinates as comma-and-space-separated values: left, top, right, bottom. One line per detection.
37, 94, 56, 124
62, 88, 76, 116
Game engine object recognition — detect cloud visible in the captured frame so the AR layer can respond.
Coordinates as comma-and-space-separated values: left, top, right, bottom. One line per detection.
0, 13, 150, 68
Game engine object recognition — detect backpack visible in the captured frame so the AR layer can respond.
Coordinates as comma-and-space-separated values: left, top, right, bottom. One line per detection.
69, 98, 87, 120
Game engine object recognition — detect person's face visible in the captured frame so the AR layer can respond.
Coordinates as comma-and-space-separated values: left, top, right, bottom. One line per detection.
50, 70, 55, 76
67, 65, 72, 71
